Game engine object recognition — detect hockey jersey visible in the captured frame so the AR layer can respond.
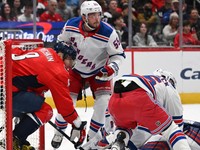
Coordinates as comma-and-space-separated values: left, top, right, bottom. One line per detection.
12, 47, 78, 124
119, 74, 183, 127
57, 17, 125, 78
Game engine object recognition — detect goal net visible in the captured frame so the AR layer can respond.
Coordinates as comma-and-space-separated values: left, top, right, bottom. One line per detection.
0, 39, 45, 150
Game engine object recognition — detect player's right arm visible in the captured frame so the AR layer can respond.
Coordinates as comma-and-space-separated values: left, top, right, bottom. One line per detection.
57, 20, 73, 44
165, 85, 183, 129
47, 71, 79, 125
46, 71, 87, 148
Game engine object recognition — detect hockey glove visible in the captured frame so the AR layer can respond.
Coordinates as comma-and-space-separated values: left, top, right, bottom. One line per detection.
95, 62, 119, 81
70, 121, 87, 149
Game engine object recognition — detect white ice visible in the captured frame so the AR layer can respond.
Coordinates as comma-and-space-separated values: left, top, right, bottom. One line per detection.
44, 104, 200, 150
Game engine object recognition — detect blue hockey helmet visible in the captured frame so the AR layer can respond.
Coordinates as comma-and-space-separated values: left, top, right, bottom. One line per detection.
54, 42, 77, 60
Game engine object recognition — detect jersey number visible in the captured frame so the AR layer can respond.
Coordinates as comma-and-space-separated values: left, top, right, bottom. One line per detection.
12, 52, 40, 60
144, 75, 162, 86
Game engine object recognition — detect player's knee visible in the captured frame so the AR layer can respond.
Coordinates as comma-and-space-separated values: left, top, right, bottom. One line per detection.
162, 121, 190, 150
93, 94, 110, 122
35, 103, 53, 124
95, 94, 110, 110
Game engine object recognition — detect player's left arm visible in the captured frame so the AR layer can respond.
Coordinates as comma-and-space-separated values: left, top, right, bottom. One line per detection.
95, 31, 125, 81
165, 86, 184, 130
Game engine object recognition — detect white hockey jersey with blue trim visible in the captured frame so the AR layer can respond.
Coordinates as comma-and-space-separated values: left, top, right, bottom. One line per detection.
57, 17, 125, 78
118, 74, 183, 118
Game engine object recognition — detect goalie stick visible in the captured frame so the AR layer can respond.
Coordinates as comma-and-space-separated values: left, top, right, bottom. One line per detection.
48, 120, 84, 150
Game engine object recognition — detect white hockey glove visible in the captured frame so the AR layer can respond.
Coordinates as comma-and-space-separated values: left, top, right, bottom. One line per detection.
95, 62, 119, 81
70, 121, 87, 149
82, 127, 108, 150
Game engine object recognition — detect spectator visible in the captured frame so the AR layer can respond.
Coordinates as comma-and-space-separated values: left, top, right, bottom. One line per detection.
133, 22, 158, 47
172, 0, 188, 20
185, 0, 200, 13
18, 1, 38, 22
0, 3, 17, 21
137, 0, 157, 35
157, 0, 173, 26
96, 0, 107, 13
65, 0, 79, 10
174, 20, 200, 47
38, 0, 48, 8
37, 0, 47, 17
40, 0, 63, 22
56, 0, 74, 21
73, 5, 80, 17
9, 0, 23, 17
151, 0, 165, 10
118, 0, 128, 9
162, 12, 179, 45
111, 12, 128, 49
121, 3, 139, 37
103, 0, 121, 23
189, 8, 200, 40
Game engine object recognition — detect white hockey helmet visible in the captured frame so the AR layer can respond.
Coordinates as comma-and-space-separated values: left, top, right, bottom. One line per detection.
153, 69, 177, 88
80, 1, 102, 18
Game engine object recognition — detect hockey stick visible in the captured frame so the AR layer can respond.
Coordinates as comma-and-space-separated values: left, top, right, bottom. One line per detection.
48, 120, 84, 150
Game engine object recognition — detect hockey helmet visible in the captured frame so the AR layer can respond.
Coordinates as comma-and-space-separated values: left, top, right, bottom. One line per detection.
153, 69, 177, 88
54, 42, 77, 60
80, 1, 102, 18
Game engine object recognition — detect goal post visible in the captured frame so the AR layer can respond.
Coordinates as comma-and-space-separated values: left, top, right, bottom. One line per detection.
1, 40, 13, 150
0, 39, 45, 150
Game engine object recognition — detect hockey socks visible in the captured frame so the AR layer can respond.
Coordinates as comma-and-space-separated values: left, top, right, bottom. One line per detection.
13, 115, 40, 145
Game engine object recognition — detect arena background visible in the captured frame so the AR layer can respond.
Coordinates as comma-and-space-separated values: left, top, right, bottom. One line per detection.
1, 0, 200, 108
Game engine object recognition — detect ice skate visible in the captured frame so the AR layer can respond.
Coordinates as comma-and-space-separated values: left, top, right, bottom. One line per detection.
51, 131, 63, 149
13, 136, 35, 150
111, 132, 126, 150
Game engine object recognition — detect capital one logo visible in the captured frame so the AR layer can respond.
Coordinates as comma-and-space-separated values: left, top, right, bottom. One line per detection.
180, 68, 200, 79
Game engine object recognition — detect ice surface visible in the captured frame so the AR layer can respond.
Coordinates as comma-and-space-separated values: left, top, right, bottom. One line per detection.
44, 104, 200, 150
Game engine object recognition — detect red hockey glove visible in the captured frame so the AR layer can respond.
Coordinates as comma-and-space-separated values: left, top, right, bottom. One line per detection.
70, 121, 87, 149
95, 62, 119, 81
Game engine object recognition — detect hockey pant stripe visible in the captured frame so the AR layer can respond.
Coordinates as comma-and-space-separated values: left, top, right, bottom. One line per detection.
169, 130, 187, 147
55, 118, 68, 130
173, 116, 184, 128
90, 119, 104, 133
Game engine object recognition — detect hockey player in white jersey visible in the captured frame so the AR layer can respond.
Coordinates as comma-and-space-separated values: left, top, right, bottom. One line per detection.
127, 69, 184, 150
82, 69, 191, 150
128, 69, 199, 150
97, 72, 191, 150
51, 0, 125, 149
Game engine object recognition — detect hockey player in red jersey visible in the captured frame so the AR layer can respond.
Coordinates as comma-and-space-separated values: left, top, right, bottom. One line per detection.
11, 42, 87, 150
51, 0, 125, 149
